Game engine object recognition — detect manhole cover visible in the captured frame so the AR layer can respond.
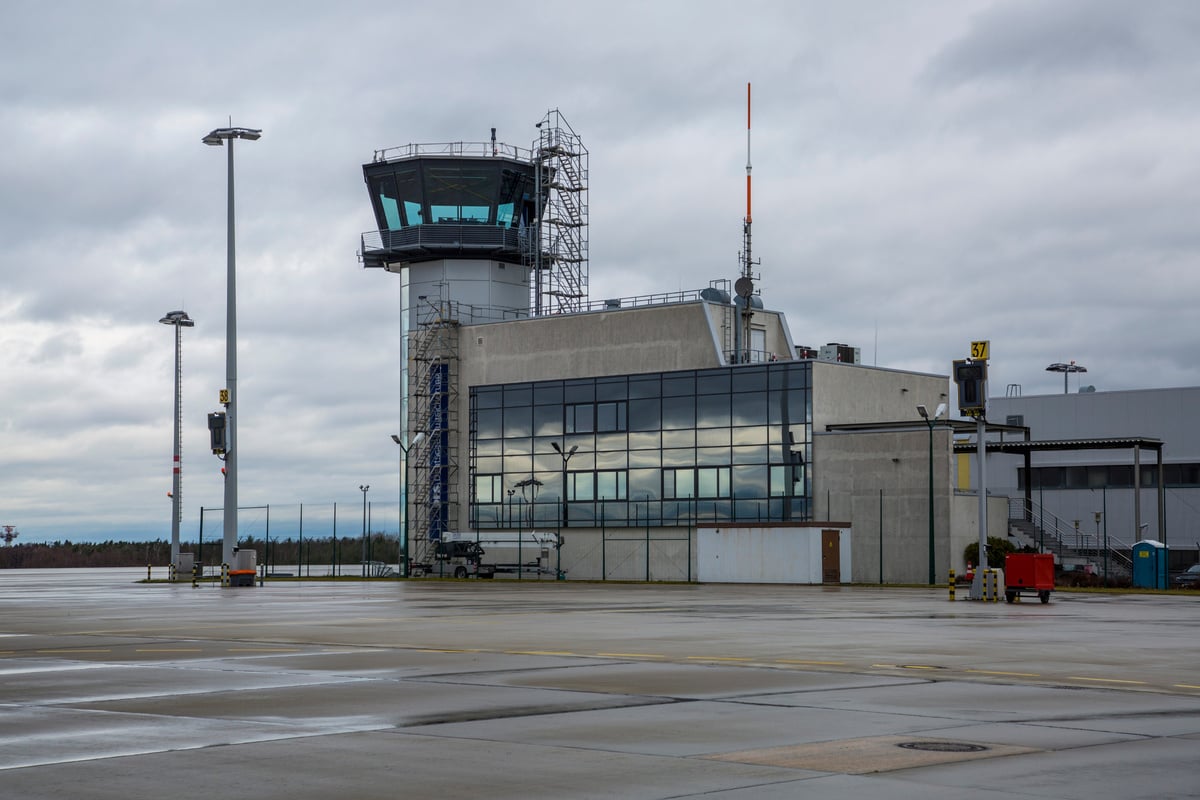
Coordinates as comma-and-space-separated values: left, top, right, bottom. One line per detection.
897, 741, 988, 753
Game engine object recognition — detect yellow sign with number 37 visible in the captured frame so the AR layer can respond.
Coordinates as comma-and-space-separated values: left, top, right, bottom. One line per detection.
970, 340, 990, 360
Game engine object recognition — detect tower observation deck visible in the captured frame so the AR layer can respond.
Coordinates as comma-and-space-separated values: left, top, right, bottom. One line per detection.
359, 110, 588, 316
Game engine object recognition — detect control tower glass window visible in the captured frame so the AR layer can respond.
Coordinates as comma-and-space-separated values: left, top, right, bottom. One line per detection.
428, 165, 497, 224
373, 166, 422, 229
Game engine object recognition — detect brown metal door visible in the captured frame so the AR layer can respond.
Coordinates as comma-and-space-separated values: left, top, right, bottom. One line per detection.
822, 530, 840, 583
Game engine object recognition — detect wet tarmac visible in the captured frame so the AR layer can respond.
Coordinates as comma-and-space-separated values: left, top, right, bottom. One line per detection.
1, 569, 1198, 798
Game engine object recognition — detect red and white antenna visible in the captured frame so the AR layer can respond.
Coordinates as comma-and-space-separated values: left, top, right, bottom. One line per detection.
734, 83, 760, 362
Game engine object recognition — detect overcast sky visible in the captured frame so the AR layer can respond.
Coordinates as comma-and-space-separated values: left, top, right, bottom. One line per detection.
4, 0, 1199, 544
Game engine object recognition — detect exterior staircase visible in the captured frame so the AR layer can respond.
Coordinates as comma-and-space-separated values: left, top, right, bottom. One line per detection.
1007, 497, 1132, 582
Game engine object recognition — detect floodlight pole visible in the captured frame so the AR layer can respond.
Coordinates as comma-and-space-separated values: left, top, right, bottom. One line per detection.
203, 126, 260, 568
392, 432, 424, 577
160, 311, 194, 569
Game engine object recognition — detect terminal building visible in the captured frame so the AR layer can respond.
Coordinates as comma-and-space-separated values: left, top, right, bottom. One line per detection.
358, 113, 999, 584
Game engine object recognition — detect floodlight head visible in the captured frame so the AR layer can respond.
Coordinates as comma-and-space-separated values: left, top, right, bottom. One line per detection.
412, 432, 426, 445
159, 310, 194, 327
567, 445, 579, 457
552, 442, 562, 454
916, 404, 929, 420
390, 434, 401, 444
202, 126, 263, 145
934, 402, 947, 419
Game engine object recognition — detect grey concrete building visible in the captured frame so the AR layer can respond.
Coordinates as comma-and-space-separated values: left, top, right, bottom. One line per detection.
988, 387, 1200, 573
358, 121, 964, 585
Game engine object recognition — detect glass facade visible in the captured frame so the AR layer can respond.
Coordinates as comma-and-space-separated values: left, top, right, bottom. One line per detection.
470, 363, 812, 529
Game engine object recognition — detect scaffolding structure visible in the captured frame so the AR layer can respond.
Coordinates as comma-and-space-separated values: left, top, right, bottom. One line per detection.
406, 296, 462, 568
530, 109, 589, 315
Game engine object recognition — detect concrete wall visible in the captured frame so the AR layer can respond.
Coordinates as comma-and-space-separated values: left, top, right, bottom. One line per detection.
814, 428, 953, 584
696, 525, 851, 583
811, 361, 949, 430
554, 527, 695, 582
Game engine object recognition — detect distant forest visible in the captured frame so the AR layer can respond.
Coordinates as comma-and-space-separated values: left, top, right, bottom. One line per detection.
0, 533, 400, 570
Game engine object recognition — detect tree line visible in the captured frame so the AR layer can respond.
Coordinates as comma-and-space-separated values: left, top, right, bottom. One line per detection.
0, 533, 400, 570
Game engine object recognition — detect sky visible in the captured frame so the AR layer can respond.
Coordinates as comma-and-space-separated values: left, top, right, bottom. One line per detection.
3, 0, 1200, 544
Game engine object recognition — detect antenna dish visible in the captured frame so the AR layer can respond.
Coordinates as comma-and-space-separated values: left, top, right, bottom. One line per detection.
734, 276, 755, 299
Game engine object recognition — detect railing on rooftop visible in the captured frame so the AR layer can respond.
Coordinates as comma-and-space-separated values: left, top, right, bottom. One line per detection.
372, 141, 534, 163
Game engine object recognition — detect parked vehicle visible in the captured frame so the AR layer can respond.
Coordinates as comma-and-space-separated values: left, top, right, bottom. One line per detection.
1173, 564, 1200, 588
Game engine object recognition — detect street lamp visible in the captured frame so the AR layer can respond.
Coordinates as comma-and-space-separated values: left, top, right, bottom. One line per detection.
160, 310, 194, 572
551, 442, 578, 582
203, 125, 261, 568
1046, 361, 1086, 395
917, 403, 947, 586
391, 432, 425, 577
359, 485, 370, 576
550, 442, 579, 528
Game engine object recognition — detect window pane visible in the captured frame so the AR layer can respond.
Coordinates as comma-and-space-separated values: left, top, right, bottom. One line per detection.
1066, 466, 1088, 489
697, 393, 730, 427
475, 388, 502, 409
662, 396, 695, 429
503, 406, 532, 438
732, 465, 767, 498
662, 374, 696, 397
533, 404, 562, 436
475, 407, 503, 439
628, 469, 660, 498
629, 398, 660, 431
503, 385, 532, 407
696, 370, 731, 394
564, 380, 595, 403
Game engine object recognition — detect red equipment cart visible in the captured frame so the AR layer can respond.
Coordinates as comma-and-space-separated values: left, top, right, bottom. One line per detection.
1004, 553, 1055, 604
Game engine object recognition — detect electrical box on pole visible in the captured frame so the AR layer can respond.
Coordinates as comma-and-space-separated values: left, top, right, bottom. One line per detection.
208, 412, 228, 456
953, 359, 988, 417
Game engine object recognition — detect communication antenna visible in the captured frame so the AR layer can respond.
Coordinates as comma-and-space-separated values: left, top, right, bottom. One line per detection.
735, 82, 760, 362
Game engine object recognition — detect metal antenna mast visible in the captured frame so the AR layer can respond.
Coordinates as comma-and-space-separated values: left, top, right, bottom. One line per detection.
734, 83, 759, 362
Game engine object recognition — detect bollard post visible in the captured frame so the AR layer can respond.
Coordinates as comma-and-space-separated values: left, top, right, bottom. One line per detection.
221, 563, 230, 588
948, 569, 956, 601
192, 561, 200, 588
147, 563, 152, 582
169, 563, 176, 583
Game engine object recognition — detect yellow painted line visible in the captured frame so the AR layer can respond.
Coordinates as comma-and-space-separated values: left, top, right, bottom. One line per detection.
228, 648, 302, 653
900, 665, 939, 670
776, 659, 845, 666
1175, 684, 1200, 690
964, 669, 1041, 678
135, 648, 204, 653
36, 649, 111, 654
1068, 676, 1147, 685
686, 656, 753, 662
872, 664, 897, 668
506, 650, 577, 656
415, 648, 481, 653
597, 652, 666, 659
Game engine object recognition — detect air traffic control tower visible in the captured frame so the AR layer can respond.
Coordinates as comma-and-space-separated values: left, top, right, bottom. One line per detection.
358, 111, 588, 569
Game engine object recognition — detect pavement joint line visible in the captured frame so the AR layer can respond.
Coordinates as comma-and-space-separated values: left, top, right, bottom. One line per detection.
135, 648, 204, 653
1068, 676, 1148, 685
507, 650, 577, 656
964, 669, 1041, 677
775, 659, 846, 666
595, 652, 666, 659
228, 648, 303, 653
35, 649, 111, 654
686, 656, 753, 662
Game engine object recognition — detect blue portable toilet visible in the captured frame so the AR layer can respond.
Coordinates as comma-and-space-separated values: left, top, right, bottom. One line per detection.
1132, 540, 1168, 589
